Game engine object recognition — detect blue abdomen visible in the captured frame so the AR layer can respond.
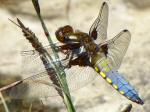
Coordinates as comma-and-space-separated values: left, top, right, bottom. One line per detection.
94, 58, 144, 105
105, 70, 144, 104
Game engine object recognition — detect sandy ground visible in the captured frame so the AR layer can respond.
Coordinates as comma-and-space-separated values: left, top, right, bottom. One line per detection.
0, 0, 150, 112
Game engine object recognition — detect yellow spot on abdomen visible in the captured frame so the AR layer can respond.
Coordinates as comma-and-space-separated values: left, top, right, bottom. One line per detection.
106, 78, 112, 84
100, 72, 106, 78
95, 66, 99, 72
120, 91, 124, 95
113, 84, 118, 90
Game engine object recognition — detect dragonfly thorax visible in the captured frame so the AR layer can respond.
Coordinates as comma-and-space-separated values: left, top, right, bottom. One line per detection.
91, 50, 106, 66
74, 31, 98, 54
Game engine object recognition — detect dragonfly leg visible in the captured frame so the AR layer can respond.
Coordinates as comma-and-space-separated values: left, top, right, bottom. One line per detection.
68, 52, 92, 67
61, 50, 72, 61
60, 50, 90, 69
58, 42, 81, 54
61, 49, 80, 69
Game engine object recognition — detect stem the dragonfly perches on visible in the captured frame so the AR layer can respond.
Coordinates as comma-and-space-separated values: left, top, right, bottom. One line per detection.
31, 0, 76, 112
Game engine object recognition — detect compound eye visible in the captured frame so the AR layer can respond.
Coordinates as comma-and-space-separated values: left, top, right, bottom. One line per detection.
55, 25, 74, 43
58, 31, 63, 36
55, 27, 65, 42
62, 25, 74, 34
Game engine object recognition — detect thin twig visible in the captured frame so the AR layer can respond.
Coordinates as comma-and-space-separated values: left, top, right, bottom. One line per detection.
0, 92, 9, 112
29, 102, 33, 112
0, 81, 22, 92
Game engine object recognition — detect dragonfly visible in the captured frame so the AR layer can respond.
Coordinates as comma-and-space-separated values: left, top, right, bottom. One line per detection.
0, 2, 143, 105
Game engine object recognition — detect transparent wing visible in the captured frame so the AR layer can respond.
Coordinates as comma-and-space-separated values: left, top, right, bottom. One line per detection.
65, 66, 97, 92
21, 43, 61, 62
102, 30, 131, 70
21, 45, 67, 76
9, 70, 59, 99
9, 43, 97, 99
8, 66, 97, 99
89, 2, 108, 44
21, 42, 82, 75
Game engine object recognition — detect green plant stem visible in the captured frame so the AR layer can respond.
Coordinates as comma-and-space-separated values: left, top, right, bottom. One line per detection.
31, 0, 76, 112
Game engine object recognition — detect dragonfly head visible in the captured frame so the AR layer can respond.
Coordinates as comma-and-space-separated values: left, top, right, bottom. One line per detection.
55, 25, 74, 43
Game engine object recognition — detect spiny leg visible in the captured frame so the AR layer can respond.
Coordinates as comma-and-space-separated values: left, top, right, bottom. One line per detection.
57, 42, 83, 68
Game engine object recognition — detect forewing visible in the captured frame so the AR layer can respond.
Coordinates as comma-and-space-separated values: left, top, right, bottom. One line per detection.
102, 30, 131, 70
9, 44, 97, 99
89, 2, 108, 44
21, 45, 67, 76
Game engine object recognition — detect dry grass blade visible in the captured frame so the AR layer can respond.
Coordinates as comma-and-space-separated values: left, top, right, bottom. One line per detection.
0, 81, 22, 91
0, 92, 9, 112
9, 18, 63, 97
17, 18, 45, 54
9, 18, 45, 54
29, 102, 33, 112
